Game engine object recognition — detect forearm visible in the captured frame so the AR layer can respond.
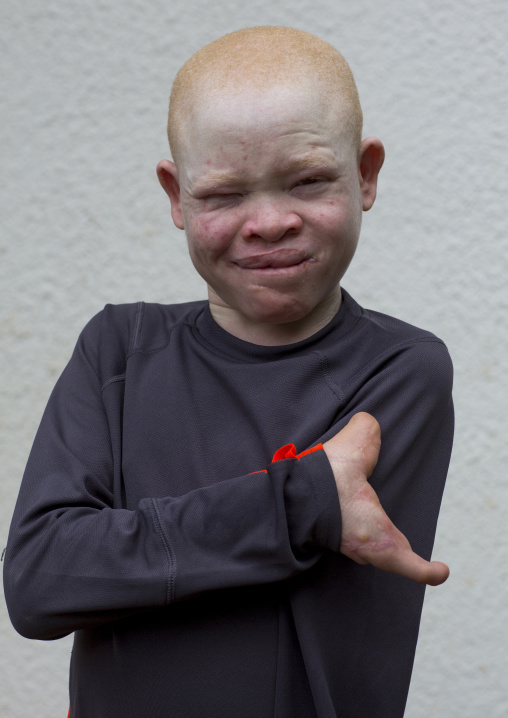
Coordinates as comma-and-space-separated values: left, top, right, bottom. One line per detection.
4, 448, 339, 639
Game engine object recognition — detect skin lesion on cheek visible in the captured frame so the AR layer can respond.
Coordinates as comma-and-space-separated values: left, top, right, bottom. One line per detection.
190, 217, 227, 251
198, 219, 211, 234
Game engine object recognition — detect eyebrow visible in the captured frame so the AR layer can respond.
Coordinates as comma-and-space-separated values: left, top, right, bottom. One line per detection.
191, 172, 243, 194
277, 154, 337, 174
190, 154, 338, 194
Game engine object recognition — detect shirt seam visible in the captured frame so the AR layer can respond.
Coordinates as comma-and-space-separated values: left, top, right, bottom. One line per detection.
149, 498, 176, 604
101, 374, 126, 393
323, 335, 446, 398
130, 301, 145, 353
126, 321, 185, 359
313, 350, 345, 403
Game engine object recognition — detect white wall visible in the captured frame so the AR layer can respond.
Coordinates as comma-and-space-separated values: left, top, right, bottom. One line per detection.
1, 1, 507, 715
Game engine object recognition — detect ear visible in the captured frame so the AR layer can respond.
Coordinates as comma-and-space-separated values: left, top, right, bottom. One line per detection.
156, 159, 185, 229
358, 137, 385, 211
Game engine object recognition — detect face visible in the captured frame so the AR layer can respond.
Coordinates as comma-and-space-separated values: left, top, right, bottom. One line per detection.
158, 83, 383, 337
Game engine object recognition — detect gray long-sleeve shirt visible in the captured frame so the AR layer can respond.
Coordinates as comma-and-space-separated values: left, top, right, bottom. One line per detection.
4, 289, 454, 718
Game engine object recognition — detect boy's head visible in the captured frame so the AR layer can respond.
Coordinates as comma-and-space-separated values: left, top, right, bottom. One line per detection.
167, 26, 363, 166
157, 27, 384, 344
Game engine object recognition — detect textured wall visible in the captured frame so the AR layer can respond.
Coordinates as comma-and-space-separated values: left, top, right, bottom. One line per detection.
1, 1, 507, 716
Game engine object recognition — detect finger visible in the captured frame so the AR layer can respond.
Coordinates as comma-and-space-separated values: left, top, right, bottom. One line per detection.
372, 547, 450, 586
422, 561, 450, 586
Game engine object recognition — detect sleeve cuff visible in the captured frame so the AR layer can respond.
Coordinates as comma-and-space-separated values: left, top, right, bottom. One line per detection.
297, 449, 342, 551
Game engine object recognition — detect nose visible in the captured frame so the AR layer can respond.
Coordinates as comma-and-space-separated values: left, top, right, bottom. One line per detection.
241, 196, 303, 243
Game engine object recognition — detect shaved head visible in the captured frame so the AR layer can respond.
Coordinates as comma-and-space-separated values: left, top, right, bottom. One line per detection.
167, 26, 363, 165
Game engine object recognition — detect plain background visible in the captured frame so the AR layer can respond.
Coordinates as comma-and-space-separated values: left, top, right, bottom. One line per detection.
1, 1, 507, 716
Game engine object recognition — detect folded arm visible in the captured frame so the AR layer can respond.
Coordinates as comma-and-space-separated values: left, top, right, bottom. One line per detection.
4, 313, 453, 640
3, 323, 341, 639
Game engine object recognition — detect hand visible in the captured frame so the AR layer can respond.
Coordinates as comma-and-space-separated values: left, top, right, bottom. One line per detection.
322, 412, 449, 586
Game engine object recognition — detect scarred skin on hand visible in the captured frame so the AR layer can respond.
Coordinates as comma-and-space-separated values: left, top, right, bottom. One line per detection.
322, 412, 450, 586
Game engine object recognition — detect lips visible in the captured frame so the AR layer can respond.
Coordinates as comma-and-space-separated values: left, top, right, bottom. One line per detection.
234, 249, 313, 269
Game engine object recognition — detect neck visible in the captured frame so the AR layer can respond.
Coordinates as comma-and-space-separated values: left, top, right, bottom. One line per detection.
208, 288, 342, 346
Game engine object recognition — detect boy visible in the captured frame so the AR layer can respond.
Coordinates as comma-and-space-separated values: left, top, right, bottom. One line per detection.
4, 27, 453, 717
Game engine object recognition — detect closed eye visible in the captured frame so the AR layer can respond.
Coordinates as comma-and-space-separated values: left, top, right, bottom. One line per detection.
199, 192, 244, 203
291, 177, 330, 195
295, 177, 320, 185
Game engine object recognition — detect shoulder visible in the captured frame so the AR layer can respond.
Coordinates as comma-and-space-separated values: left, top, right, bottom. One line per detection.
337, 291, 453, 393
362, 305, 451, 364
77, 299, 208, 382
358, 300, 441, 345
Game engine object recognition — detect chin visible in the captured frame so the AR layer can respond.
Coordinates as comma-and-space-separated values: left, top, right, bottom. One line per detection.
240, 298, 311, 326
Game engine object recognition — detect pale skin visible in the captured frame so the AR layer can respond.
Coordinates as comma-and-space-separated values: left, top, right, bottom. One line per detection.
157, 79, 449, 587
323, 412, 449, 585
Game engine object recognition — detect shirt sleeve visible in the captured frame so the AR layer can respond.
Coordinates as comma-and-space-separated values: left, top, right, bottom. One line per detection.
3, 314, 341, 641
339, 337, 454, 561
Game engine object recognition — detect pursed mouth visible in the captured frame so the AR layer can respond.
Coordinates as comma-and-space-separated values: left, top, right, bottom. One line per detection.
234, 251, 315, 270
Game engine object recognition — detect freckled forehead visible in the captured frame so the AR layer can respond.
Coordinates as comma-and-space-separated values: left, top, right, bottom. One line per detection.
167, 26, 363, 165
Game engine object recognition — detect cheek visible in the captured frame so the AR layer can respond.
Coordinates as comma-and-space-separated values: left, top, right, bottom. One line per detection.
309, 202, 361, 279
317, 195, 362, 236
186, 213, 238, 256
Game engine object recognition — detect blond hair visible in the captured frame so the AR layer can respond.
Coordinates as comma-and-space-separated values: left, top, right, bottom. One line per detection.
167, 26, 363, 164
